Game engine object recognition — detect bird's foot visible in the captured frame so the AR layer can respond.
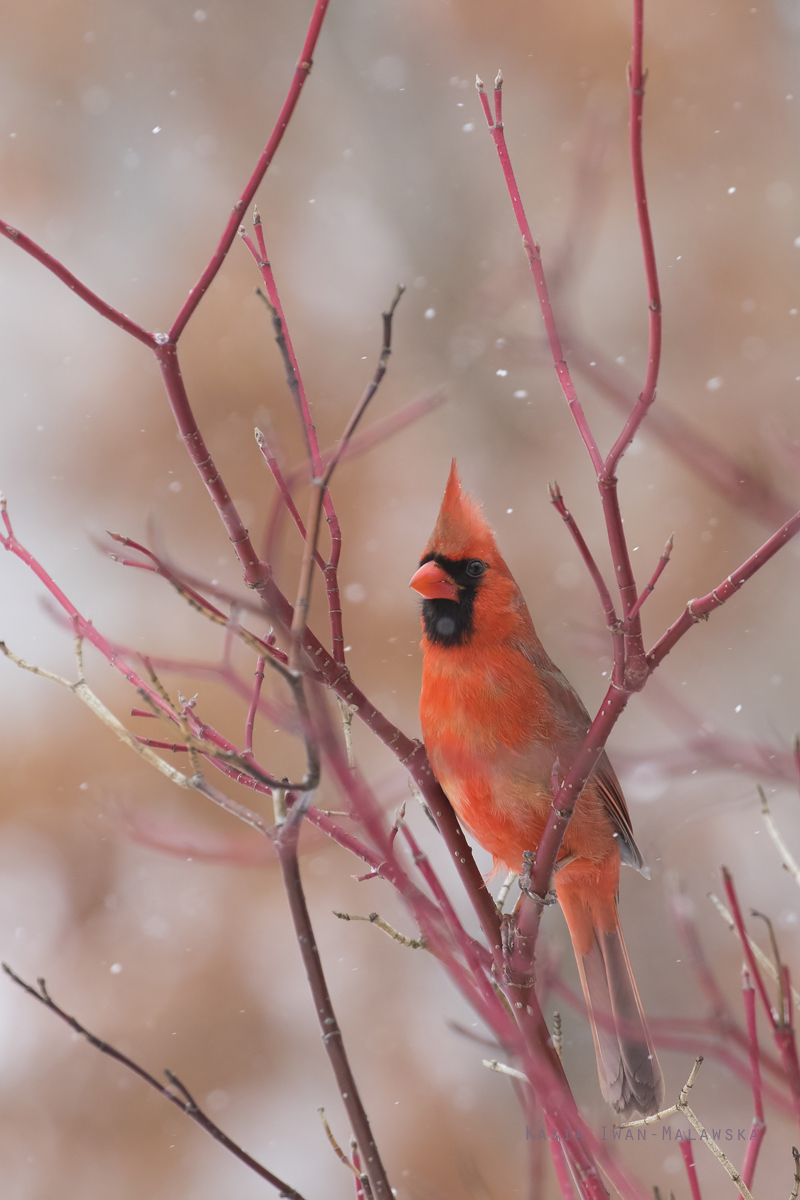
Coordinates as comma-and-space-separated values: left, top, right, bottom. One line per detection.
519, 849, 557, 906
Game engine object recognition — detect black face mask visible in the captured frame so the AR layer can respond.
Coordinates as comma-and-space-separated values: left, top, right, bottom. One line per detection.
418, 554, 487, 646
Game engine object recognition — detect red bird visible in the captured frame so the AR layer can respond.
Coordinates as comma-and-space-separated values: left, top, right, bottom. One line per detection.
410, 462, 663, 1119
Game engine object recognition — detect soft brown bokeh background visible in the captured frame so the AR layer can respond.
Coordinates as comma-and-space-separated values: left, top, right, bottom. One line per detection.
2, 0, 800, 1195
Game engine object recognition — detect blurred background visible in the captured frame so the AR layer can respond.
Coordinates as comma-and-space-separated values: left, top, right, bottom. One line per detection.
2, 0, 800, 1195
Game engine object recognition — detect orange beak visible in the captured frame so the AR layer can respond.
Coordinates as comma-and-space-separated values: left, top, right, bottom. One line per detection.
409, 560, 459, 602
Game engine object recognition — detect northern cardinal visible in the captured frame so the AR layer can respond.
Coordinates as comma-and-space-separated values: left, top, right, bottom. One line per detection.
410, 461, 663, 1119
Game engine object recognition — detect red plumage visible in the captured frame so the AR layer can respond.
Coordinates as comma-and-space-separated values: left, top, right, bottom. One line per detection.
411, 461, 663, 1119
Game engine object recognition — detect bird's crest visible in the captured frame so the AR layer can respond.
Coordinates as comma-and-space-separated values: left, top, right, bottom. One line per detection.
424, 460, 500, 563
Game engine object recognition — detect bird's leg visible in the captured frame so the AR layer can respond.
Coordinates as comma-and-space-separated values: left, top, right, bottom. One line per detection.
519, 849, 558, 906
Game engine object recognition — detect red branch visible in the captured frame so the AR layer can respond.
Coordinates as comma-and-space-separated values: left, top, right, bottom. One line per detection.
0, 223, 156, 348
721, 868, 800, 1127
604, 0, 662, 476
741, 968, 767, 1188
168, 1, 330, 342
680, 1141, 702, 1200
647, 510, 800, 670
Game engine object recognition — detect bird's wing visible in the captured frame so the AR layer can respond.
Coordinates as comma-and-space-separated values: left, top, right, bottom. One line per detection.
594, 754, 648, 876
529, 649, 649, 876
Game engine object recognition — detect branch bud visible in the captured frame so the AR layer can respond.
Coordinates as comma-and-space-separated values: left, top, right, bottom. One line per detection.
494, 68, 503, 90
475, 74, 485, 92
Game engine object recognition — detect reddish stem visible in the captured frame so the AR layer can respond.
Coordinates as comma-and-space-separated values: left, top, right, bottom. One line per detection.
566, 337, 799, 531
604, 0, 661, 476
278, 388, 446, 496
741, 968, 767, 1189
476, 78, 603, 476
721, 871, 775, 1024
548, 481, 624, 681
648, 508, 800, 670
679, 1141, 702, 1200
155, 343, 269, 592
240, 224, 345, 662
398, 822, 496, 1002
168, 0, 330, 342
722, 868, 800, 1126
136, 738, 189, 753
549, 1138, 577, 1199
0, 223, 156, 348
244, 656, 266, 756
624, 534, 673, 626
255, 428, 326, 571
476, 72, 649, 687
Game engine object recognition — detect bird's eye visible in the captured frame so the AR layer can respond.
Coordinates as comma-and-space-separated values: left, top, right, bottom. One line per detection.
465, 559, 486, 578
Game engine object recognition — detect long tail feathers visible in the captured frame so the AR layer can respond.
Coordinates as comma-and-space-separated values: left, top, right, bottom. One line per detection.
575, 922, 664, 1120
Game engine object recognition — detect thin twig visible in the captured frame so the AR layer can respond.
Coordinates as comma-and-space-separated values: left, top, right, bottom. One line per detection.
318, 1107, 360, 1177
483, 1058, 529, 1083
1, 965, 306, 1198
244, 656, 266, 757
0, 641, 190, 790
618, 1058, 755, 1200
760, 786, 800, 886
625, 534, 674, 625
721, 870, 800, 1122
168, 0, 330, 341
254, 425, 326, 572
333, 910, 426, 950
709, 892, 800, 1011
548, 481, 624, 680
496, 871, 518, 913
791, 1147, 800, 1200
288, 285, 404, 670
741, 967, 767, 1189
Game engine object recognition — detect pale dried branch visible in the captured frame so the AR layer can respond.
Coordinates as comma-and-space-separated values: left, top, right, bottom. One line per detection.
709, 892, 800, 1013
337, 695, 357, 769
760, 786, 800, 887
496, 871, 518, 914
333, 910, 426, 951
0, 641, 189, 789
318, 1107, 361, 1178
790, 1147, 800, 1200
618, 1057, 755, 1200
482, 1058, 529, 1083
551, 1012, 563, 1063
